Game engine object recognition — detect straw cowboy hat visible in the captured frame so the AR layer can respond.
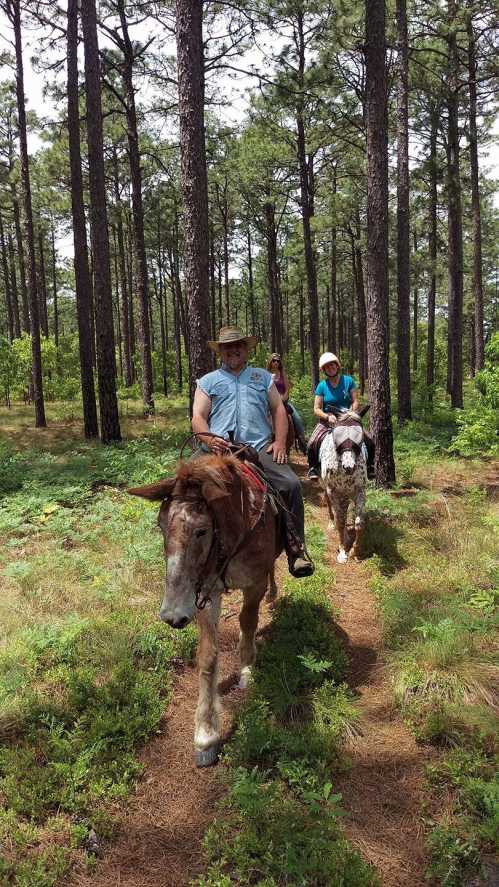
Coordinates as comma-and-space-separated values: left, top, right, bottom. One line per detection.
208, 325, 258, 353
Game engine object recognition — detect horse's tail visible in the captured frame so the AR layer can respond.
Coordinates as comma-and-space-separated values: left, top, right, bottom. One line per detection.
319, 432, 337, 478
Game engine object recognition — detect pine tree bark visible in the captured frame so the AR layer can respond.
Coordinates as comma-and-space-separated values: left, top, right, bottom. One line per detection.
446, 0, 464, 408
7, 0, 45, 425
264, 201, 282, 353
37, 229, 49, 338
426, 106, 438, 398
247, 227, 256, 336
176, 0, 212, 403
116, 0, 154, 413
365, 0, 396, 486
10, 186, 29, 332
0, 207, 14, 342
51, 224, 58, 348
467, 15, 484, 372
67, 0, 98, 438
396, 0, 412, 421
81, 0, 121, 442
8, 231, 21, 338
112, 148, 133, 387
330, 165, 338, 352
296, 11, 320, 387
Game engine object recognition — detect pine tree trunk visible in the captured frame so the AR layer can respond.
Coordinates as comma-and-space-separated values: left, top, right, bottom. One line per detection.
10, 186, 29, 332
176, 0, 212, 403
396, 0, 411, 422
37, 229, 49, 338
112, 149, 133, 388
0, 207, 14, 342
426, 107, 438, 399
51, 224, 58, 349
117, 0, 154, 413
365, 0, 395, 486
8, 0, 46, 425
67, 0, 98, 438
467, 16, 484, 372
264, 201, 282, 353
8, 231, 21, 338
81, 0, 121, 443
446, 0, 464, 408
296, 12, 320, 388
247, 227, 256, 336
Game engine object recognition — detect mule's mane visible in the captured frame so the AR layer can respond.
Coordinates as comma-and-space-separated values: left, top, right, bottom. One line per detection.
175, 453, 242, 495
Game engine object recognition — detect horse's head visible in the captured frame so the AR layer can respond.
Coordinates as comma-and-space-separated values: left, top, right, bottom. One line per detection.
128, 456, 253, 628
332, 415, 364, 475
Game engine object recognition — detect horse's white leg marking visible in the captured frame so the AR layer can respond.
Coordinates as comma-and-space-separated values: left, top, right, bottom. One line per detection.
238, 582, 266, 689
195, 596, 221, 751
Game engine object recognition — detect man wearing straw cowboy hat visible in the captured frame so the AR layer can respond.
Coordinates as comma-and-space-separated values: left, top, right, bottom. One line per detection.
192, 326, 314, 578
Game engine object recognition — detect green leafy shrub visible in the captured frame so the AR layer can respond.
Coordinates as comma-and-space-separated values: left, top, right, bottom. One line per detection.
450, 334, 499, 457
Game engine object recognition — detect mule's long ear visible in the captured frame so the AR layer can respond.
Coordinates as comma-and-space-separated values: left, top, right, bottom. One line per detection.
128, 477, 176, 500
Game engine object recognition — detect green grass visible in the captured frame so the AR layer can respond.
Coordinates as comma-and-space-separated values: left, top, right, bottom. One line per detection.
366, 419, 498, 886
193, 526, 378, 887
0, 401, 196, 885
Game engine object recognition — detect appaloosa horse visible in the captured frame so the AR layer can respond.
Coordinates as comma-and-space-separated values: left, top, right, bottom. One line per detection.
128, 454, 279, 767
319, 412, 367, 564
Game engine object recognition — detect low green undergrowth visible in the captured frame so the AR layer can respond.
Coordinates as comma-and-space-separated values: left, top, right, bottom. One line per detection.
367, 433, 498, 886
0, 427, 196, 886
194, 526, 379, 887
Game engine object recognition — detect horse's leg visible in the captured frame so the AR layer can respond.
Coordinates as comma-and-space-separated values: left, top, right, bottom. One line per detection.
266, 564, 278, 606
238, 581, 266, 689
194, 596, 222, 767
350, 485, 366, 560
334, 497, 349, 564
325, 485, 336, 532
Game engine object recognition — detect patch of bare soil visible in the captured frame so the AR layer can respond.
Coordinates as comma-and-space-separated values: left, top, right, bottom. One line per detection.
329, 537, 434, 887
71, 590, 276, 887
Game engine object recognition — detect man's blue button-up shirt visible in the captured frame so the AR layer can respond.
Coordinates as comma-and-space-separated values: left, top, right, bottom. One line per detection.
197, 364, 274, 452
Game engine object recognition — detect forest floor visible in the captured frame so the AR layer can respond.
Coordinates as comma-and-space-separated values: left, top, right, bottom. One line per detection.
71, 456, 439, 887
1, 404, 497, 887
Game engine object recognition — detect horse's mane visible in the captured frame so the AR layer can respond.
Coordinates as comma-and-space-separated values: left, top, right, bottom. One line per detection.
176, 453, 241, 494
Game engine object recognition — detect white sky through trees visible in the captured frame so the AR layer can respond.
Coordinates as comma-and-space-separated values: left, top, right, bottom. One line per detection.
0, 8, 497, 264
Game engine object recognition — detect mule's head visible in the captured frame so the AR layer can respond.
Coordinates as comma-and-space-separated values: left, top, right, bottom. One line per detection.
128, 458, 245, 629
333, 420, 364, 475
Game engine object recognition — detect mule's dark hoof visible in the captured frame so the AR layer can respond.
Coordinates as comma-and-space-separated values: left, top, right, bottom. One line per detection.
195, 745, 220, 768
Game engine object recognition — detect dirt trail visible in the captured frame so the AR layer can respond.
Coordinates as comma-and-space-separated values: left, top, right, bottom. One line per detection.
72, 591, 273, 887
327, 533, 433, 886
72, 464, 434, 887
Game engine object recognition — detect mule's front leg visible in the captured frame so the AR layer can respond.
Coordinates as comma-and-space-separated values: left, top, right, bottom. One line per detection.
266, 565, 278, 606
238, 582, 266, 689
195, 596, 221, 767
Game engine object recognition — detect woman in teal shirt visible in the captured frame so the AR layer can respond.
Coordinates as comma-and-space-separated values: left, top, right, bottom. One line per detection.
307, 352, 374, 478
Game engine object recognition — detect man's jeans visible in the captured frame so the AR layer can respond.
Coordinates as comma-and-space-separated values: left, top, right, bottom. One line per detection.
257, 450, 305, 544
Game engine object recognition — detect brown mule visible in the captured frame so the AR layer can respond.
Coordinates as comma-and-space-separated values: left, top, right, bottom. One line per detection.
128, 454, 280, 767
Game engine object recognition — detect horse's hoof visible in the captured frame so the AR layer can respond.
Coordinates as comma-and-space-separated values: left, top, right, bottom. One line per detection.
195, 744, 220, 768
336, 550, 348, 564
